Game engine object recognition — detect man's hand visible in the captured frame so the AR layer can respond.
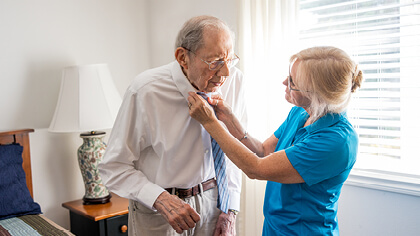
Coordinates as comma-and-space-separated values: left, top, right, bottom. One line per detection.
213, 211, 236, 236
153, 191, 201, 234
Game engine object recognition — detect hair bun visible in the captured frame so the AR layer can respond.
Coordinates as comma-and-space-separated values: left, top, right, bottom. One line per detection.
351, 67, 363, 93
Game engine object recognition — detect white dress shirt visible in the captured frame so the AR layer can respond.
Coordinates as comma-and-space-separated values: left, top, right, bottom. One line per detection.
99, 61, 247, 211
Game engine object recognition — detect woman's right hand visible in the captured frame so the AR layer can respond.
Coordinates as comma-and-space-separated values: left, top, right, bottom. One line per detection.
207, 94, 233, 124
188, 92, 218, 126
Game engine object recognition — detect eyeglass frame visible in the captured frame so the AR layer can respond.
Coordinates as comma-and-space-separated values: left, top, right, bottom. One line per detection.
183, 47, 240, 71
288, 60, 310, 92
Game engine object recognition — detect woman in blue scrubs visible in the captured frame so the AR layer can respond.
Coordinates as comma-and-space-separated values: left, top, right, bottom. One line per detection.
188, 46, 364, 236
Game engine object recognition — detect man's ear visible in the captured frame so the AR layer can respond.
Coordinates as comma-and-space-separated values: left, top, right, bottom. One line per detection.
175, 47, 189, 70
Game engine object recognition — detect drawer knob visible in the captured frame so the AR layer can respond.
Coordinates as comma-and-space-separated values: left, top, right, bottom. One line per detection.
120, 224, 128, 233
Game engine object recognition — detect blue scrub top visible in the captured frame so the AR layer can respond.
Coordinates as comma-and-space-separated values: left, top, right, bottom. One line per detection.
262, 106, 358, 236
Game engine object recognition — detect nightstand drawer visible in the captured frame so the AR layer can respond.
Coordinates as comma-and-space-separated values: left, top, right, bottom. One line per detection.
63, 193, 129, 236
105, 214, 128, 235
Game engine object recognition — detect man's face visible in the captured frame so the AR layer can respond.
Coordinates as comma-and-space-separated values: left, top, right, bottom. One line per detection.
185, 28, 234, 93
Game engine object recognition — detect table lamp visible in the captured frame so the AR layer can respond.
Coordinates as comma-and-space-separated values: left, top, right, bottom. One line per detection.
49, 64, 122, 204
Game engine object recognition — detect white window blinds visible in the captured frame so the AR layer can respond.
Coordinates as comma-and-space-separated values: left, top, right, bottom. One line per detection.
298, 0, 420, 175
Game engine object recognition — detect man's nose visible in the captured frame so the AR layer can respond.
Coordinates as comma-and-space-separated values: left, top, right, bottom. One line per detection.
216, 62, 230, 77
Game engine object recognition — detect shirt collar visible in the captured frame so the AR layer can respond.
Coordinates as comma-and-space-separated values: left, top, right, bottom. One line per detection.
172, 61, 196, 102
305, 112, 346, 134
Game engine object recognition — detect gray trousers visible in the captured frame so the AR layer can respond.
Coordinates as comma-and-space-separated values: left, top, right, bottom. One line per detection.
128, 187, 221, 236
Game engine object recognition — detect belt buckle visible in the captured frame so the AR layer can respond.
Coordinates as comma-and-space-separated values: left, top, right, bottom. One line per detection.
170, 187, 179, 196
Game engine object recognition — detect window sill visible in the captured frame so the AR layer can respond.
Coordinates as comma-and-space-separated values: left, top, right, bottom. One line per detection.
345, 169, 420, 197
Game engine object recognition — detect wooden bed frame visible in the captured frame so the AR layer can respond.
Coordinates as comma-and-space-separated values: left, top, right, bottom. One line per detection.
0, 129, 35, 197
0, 129, 75, 235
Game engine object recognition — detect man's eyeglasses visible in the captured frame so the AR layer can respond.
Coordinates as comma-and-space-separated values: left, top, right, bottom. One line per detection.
184, 48, 240, 71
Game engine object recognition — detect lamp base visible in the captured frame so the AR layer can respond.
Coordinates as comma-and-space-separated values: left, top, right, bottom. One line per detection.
78, 131, 111, 205
83, 194, 112, 205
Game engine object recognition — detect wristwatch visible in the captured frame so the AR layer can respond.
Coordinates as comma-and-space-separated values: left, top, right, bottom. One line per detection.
228, 209, 239, 215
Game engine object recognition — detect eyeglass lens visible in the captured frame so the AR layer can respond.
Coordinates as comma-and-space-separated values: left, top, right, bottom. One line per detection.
288, 75, 292, 91
209, 57, 239, 70
288, 61, 300, 91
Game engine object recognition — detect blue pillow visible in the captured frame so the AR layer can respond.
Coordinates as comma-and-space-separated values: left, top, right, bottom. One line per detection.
0, 144, 42, 220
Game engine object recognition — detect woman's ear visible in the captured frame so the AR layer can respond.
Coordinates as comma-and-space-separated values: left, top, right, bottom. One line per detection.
175, 47, 189, 70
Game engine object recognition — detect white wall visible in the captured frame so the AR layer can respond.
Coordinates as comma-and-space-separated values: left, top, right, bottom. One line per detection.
0, 0, 149, 228
338, 185, 420, 236
3, 0, 420, 235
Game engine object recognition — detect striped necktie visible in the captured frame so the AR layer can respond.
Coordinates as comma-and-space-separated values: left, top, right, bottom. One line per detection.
197, 92, 230, 213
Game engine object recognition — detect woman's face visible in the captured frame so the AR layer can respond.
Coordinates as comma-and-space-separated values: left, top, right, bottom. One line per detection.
283, 60, 311, 108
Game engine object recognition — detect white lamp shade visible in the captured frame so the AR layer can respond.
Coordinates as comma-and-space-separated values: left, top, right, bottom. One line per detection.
49, 64, 122, 133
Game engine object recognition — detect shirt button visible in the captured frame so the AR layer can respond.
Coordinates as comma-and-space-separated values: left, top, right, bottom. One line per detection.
205, 149, 209, 154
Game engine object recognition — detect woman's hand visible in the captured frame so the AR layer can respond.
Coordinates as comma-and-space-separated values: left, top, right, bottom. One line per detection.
187, 92, 218, 125
206, 94, 234, 124
187, 92, 234, 125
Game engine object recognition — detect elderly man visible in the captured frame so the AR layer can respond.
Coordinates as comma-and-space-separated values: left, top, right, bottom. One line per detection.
99, 15, 247, 235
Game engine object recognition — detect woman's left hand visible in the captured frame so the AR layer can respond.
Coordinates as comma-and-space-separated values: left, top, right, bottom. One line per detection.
187, 92, 218, 125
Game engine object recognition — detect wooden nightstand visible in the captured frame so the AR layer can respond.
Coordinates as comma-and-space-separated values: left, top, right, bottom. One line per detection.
62, 193, 129, 236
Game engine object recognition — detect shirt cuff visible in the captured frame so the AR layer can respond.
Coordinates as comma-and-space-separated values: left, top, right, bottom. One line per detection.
229, 190, 241, 211
137, 182, 166, 210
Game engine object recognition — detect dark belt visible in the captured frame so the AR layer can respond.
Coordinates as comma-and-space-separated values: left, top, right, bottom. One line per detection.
165, 178, 217, 198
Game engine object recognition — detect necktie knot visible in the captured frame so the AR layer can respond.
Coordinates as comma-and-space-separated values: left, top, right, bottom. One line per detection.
197, 92, 212, 106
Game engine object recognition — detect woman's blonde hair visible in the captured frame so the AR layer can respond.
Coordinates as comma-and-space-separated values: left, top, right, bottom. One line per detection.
290, 46, 363, 124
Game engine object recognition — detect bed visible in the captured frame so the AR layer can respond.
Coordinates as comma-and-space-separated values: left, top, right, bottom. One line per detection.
0, 129, 74, 235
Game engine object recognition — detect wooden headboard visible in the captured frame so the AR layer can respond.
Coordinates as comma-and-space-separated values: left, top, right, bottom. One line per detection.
0, 129, 35, 197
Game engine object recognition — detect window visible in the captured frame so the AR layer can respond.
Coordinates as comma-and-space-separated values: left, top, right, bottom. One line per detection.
298, 0, 420, 177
